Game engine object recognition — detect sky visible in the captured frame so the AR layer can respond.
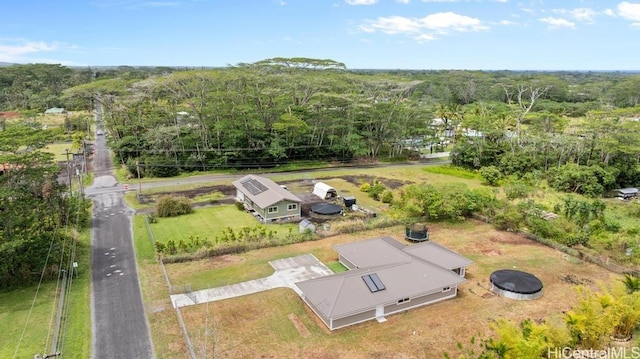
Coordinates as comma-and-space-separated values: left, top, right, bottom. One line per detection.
1, 0, 639, 70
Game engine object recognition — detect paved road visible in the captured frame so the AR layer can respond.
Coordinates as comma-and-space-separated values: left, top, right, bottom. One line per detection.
88, 106, 154, 359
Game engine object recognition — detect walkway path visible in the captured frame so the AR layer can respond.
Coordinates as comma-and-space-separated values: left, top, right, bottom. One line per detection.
170, 254, 333, 308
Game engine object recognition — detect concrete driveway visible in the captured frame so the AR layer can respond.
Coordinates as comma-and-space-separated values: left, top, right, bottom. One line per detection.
170, 254, 333, 308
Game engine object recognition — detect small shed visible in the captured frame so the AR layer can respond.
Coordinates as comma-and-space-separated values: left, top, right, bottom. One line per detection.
299, 219, 316, 234
312, 182, 337, 200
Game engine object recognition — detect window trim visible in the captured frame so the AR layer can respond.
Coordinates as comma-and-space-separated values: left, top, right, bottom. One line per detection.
267, 206, 278, 214
287, 203, 298, 211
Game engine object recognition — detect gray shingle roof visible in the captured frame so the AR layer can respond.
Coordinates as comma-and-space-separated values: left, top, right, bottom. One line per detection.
232, 175, 301, 209
403, 241, 474, 270
296, 237, 472, 319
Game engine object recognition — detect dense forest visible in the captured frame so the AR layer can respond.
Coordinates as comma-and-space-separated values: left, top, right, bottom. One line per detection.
2, 59, 640, 195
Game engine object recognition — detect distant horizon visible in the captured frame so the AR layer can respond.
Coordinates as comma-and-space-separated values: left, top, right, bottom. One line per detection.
2, 1, 640, 71
1, 61, 639, 74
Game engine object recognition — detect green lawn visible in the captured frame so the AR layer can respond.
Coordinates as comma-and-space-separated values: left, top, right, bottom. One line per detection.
44, 142, 75, 162
145, 206, 297, 245
0, 231, 92, 359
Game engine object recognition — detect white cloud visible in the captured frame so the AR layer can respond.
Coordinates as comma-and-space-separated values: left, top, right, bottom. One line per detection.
345, 0, 377, 5
420, 12, 487, 33
0, 40, 65, 63
551, 7, 597, 23
618, 1, 640, 25
497, 19, 517, 25
396, 0, 410, 4
604, 8, 615, 17
422, 0, 459, 3
540, 17, 576, 29
360, 12, 487, 42
570, 8, 597, 22
415, 33, 436, 42
361, 16, 423, 34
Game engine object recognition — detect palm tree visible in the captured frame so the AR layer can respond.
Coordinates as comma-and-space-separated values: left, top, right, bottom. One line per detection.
484, 339, 512, 359
622, 273, 640, 294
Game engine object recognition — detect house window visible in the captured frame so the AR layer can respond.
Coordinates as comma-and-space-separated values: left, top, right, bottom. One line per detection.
268, 206, 278, 214
397, 298, 411, 305
442, 286, 451, 292
287, 203, 298, 211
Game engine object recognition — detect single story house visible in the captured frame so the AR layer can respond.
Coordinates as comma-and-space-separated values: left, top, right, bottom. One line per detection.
312, 182, 337, 200
44, 107, 65, 115
615, 188, 638, 200
232, 175, 302, 223
296, 237, 473, 331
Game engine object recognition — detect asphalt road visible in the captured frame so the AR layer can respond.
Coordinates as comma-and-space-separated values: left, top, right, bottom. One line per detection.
88, 119, 154, 358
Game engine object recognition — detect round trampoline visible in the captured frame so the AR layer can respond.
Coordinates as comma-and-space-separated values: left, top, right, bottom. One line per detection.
490, 269, 543, 300
311, 203, 343, 215
405, 223, 429, 242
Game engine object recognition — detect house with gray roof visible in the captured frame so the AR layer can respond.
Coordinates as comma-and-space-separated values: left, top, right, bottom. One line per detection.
296, 237, 472, 330
44, 107, 65, 115
232, 175, 302, 223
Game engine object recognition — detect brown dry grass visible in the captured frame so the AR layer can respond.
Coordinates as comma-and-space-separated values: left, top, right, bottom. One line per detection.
141, 220, 620, 359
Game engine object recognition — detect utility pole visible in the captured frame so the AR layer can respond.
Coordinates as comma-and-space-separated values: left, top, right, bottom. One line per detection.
65, 149, 72, 195
77, 167, 84, 197
50, 269, 67, 356
82, 140, 88, 174
136, 160, 142, 194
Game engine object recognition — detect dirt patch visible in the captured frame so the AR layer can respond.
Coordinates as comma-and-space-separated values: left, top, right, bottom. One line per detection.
204, 254, 245, 269
158, 184, 235, 198
487, 233, 530, 245
558, 273, 593, 285
287, 313, 310, 337
481, 248, 503, 256
332, 175, 411, 190
138, 185, 236, 204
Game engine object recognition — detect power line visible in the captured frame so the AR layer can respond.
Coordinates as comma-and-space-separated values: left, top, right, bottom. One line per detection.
12, 228, 60, 359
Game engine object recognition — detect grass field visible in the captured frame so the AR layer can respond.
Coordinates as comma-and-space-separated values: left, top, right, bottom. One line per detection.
135, 219, 621, 358
0, 231, 92, 359
43, 142, 75, 162
145, 206, 298, 247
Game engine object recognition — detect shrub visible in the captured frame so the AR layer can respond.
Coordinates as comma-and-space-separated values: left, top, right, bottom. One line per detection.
368, 180, 386, 201
381, 190, 394, 204
504, 181, 532, 200
479, 165, 502, 186
155, 195, 193, 217
234, 201, 245, 211
493, 204, 525, 231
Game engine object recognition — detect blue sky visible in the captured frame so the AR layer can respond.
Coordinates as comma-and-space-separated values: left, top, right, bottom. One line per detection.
1, 0, 639, 70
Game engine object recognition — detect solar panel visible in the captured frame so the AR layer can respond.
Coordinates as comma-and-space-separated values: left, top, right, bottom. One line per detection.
370, 273, 386, 291
362, 275, 378, 293
242, 178, 268, 196
362, 273, 386, 293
